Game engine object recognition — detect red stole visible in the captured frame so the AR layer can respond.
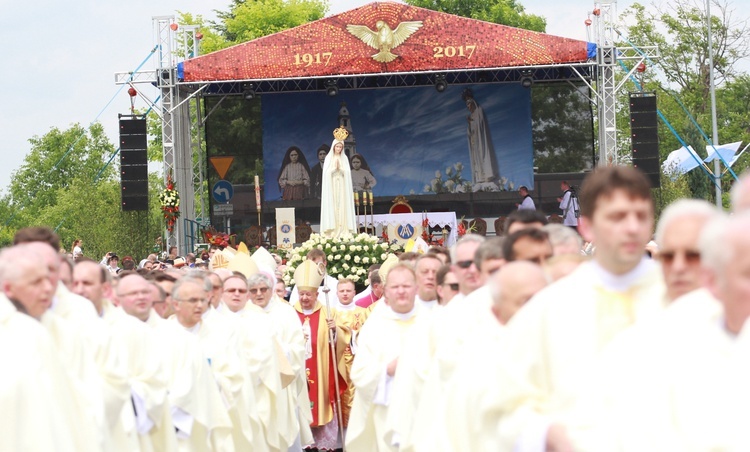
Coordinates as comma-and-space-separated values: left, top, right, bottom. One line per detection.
295, 302, 347, 427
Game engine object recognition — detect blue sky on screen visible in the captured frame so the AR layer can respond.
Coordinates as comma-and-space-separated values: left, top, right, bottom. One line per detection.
262, 83, 533, 200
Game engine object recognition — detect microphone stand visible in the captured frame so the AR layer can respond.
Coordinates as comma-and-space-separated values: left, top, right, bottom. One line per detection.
321, 268, 346, 451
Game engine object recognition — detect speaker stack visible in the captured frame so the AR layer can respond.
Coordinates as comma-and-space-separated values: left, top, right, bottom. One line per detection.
629, 93, 660, 188
119, 117, 149, 211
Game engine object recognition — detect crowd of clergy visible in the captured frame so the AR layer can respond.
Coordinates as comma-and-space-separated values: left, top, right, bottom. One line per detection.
3, 165, 750, 452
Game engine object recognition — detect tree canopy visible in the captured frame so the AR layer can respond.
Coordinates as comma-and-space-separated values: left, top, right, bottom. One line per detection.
620, 0, 750, 207
404, 0, 546, 32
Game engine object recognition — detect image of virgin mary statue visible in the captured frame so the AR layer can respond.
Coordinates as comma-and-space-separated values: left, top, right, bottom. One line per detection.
463, 89, 500, 189
320, 127, 357, 239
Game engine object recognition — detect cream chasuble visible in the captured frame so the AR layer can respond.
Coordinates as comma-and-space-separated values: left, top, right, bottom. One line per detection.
398, 285, 498, 451
264, 296, 314, 448
102, 299, 175, 452
167, 316, 235, 452
333, 303, 370, 427
41, 309, 109, 450
345, 305, 420, 452
466, 258, 666, 451
0, 295, 100, 451
592, 288, 750, 452
215, 302, 280, 452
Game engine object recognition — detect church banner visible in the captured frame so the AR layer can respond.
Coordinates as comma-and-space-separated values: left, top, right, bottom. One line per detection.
276, 207, 296, 250
262, 83, 533, 201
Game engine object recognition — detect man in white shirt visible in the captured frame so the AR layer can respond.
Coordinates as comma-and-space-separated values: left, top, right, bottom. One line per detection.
557, 181, 579, 227
517, 185, 536, 210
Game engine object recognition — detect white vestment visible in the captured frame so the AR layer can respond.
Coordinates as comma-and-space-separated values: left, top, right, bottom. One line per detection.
0, 295, 99, 451
467, 259, 666, 451
345, 304, 421, 452
595, 288, 750, 451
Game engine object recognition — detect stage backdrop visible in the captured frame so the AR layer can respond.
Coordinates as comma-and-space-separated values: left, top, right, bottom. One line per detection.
262, 83, 533, 201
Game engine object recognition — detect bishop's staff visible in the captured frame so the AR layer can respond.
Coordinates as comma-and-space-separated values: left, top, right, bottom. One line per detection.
319, 262, 346, 451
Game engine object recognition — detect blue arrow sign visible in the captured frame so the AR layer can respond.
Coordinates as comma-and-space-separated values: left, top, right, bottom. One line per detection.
212, 180, 234, 203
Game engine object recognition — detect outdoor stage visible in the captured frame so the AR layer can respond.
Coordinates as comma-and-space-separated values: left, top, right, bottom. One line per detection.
165, 2, 600, 245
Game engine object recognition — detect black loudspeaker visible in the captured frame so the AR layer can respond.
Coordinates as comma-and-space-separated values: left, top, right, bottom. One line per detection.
119, 117, 149, 211
630, 94, 660, 188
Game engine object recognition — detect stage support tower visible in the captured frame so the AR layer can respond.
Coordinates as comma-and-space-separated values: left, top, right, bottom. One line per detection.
589, 2, 659, 167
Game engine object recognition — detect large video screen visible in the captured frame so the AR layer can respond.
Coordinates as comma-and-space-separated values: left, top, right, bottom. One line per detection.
261, 83, 534, 201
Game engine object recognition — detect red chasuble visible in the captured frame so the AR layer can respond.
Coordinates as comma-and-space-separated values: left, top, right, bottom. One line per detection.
295, 301, 347, 427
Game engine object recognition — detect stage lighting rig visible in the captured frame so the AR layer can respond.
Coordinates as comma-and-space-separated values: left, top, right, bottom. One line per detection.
243, 84, 256, 100
434, 74, 448, 93
519, 69, 533, 88
326, 80, 339, 97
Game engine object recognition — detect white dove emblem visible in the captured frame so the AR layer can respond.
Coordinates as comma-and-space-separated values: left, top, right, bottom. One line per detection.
346, 20, 423, 63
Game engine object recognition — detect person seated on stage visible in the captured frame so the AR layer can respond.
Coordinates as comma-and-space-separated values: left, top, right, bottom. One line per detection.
350, 154, 377, 193
278, 146, 311, 201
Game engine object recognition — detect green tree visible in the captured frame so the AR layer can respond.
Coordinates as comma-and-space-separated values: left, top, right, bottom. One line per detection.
178, 0, 329, 55
7, 123, 115, 215
404, 0, 546, 32
619, 0, 750, 202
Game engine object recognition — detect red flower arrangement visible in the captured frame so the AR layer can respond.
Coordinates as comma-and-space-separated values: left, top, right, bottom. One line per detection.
159, 171, 180, 233
203, 229, 232, 248
421, 216, 445, 247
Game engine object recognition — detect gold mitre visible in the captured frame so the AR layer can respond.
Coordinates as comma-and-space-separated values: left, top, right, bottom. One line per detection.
294, 260, 324, 292
333, 127, 349, 141
236, 242, 251, 256
378, 253, 400, 283
210, 253, 229, 269
227, 252, 259, 279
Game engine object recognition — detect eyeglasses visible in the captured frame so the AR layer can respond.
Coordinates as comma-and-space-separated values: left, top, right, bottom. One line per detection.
249, 287, 269, 295
445, 283, 459, 291
117, 289, 151, 298
455, 260, 475, 269
659, 250, 701, 265
225, 288, 248, 294
174, 297, 207, 304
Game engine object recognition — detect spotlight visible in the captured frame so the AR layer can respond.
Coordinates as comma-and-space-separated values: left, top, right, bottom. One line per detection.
434, 74, 448, 93
325, 80, 339, 97
243, 84, 256, 100
519, 69, 533, 88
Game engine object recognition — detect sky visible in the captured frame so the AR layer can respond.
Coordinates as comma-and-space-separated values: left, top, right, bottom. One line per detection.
1, 0, 748, 194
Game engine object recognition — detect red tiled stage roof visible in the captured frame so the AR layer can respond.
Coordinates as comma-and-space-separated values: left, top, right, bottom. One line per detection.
180, 2, 591, 82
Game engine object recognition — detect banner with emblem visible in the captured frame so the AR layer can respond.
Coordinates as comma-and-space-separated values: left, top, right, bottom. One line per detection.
276, 208, 296, 250
387, 222, 423, 248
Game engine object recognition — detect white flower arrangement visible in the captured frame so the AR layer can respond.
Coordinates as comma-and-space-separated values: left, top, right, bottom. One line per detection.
282, 233, 403, 291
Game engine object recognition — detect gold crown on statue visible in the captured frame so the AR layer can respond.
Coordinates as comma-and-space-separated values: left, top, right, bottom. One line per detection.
333, 127, 349, 141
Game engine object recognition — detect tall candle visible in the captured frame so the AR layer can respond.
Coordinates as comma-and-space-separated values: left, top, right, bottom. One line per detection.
254, 175, 261, 210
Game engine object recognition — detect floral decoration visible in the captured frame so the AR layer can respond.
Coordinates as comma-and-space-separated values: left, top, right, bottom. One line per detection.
421, 216, 445, 247
203, 228, 233, 249
282, 232, 402, 292
159, 171, 180, 233
423, 162, 517, 193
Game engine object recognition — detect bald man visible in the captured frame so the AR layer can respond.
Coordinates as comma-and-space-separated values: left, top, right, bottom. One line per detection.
0, 245, 100, 451
420, 262, 549, 451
